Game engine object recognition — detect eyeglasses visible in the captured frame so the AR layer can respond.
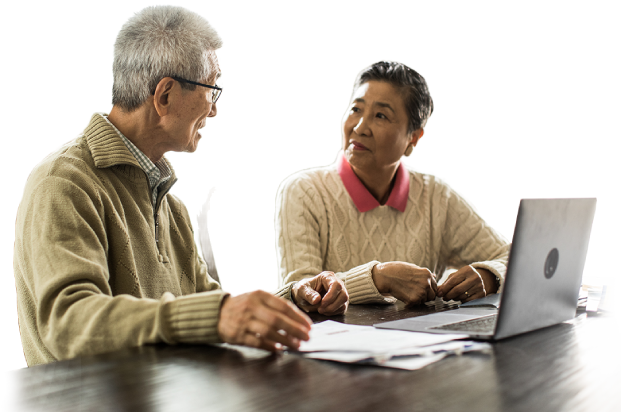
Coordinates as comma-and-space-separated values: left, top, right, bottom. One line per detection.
171, 77, 222, 103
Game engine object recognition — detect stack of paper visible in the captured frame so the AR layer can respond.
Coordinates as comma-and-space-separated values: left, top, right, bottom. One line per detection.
580, 276, 615, 313
297, 321, 490, 370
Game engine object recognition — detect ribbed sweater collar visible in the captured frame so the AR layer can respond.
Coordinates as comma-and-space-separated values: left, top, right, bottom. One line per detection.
83, 113, 176, 181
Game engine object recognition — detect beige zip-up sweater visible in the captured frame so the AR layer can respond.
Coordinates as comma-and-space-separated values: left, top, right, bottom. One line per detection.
276, 164, 510, 304
15, 114, 275, 366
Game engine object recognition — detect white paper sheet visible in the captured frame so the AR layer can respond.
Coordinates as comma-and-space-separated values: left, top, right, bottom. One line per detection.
300, 340, 490, 367
303, 351, 449, 370
299, 320, 467, 353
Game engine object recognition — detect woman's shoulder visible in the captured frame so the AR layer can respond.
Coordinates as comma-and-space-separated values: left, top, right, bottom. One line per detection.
277, 163, 339, 195
402, 167, 462, 209
403, 167, 451, 191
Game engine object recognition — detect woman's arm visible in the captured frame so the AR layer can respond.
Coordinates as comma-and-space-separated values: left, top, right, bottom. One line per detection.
275, 174, 392, 306
435, 183, 510, 301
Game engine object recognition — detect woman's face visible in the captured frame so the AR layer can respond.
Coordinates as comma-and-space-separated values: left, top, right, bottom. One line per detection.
342, 81, 417, 176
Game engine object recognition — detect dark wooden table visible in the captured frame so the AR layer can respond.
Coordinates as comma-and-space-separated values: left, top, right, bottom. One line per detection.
6, 304, 619, 412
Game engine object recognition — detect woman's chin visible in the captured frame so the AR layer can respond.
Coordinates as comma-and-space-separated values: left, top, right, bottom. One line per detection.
345, 149, 372, 170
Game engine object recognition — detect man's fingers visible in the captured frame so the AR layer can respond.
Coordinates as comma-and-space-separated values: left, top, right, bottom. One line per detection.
255, 299, 311, 342
260, 327, 302, 350
263, 293, 312, 329
241, 308, 306, 350
218, 292, 313, 351
245, 332, 288, 352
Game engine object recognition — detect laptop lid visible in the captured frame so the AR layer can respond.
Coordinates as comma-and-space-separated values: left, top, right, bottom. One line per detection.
374, 198, 596, 340
494, 198, 596, 339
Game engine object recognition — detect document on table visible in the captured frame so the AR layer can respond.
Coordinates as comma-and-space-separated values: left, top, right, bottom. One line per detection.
296, 321, 489, 370
580, 276, 615, 313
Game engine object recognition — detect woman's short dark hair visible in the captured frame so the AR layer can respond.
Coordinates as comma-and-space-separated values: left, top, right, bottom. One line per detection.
353, 61, 434, 133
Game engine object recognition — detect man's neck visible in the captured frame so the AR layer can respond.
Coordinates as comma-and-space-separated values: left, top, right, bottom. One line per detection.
108, 104, 167, 163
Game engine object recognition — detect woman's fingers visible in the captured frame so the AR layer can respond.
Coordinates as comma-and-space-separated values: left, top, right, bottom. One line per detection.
441, 266, 486, 301
292, 272, 350, 316
318, 274, 349, 315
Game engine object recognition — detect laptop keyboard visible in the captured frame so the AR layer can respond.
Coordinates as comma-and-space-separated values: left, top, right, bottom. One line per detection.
430, 314, 498, 333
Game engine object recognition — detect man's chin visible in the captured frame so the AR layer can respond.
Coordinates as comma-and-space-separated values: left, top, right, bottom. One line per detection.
183, 136, 201, 153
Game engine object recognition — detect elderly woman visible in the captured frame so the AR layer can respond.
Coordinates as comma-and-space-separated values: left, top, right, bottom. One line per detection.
276, 61, 510, 316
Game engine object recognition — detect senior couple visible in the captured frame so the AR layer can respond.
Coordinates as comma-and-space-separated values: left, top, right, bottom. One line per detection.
14, 6, 509, 366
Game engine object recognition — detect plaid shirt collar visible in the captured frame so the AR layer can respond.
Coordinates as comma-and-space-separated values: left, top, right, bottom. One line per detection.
102, 115, 172, 205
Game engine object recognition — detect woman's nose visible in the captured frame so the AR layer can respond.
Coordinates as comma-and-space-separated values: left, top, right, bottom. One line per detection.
353, 116, 370, 136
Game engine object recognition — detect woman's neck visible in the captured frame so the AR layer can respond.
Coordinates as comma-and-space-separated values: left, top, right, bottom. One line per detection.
351, 163, 399, 204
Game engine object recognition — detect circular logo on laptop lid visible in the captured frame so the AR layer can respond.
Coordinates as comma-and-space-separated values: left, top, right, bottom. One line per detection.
544, 248, 559, 279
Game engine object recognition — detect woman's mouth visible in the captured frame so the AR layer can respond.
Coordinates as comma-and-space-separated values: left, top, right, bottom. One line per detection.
351, 141, 368, 151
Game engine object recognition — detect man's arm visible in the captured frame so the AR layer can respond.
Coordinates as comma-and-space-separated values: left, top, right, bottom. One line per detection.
14, 177, 200, 365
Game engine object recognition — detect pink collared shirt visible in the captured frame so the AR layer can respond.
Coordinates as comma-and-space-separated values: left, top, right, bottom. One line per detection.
337, 153, 410, 213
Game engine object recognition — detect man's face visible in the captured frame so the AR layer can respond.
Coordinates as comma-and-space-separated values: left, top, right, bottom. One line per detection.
167, 51, 220, 154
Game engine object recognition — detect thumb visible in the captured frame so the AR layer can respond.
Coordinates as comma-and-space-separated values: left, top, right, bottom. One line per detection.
426, 284, 437, 302
302, 284, 322, 305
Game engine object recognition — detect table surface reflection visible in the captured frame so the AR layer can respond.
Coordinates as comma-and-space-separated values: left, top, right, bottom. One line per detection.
8, 303, 620, 412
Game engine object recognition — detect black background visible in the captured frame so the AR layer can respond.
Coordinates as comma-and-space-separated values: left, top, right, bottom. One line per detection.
4, 3, 605, 370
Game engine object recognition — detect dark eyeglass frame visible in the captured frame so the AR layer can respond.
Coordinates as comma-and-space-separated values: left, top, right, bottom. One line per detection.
171, 76, 222, 103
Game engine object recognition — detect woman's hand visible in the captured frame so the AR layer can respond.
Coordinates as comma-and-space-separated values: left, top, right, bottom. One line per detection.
437, 266, 498, 303
371, 262, 437, 306
292, 272, 349, 316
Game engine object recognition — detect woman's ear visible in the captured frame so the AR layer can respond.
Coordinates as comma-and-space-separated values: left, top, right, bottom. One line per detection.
410, 128, 424, 147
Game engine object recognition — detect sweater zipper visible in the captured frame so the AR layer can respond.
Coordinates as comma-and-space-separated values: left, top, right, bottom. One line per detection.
155, 212, 159, 244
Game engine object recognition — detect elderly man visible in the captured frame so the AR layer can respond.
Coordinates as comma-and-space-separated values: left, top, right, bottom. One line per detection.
13, 6, 328, 366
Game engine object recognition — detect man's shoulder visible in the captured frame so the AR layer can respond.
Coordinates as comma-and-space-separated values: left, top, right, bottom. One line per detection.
28, 135, 94, 187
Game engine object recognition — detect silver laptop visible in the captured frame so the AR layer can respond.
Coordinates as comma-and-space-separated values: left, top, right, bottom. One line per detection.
375, 198, 596, 340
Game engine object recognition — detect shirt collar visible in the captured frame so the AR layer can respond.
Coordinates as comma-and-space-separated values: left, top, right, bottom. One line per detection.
102, 115, 172, 189
337, 152, 409, 213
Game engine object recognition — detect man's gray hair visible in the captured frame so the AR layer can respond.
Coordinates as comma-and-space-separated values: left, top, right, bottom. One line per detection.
112, 6, 223, 111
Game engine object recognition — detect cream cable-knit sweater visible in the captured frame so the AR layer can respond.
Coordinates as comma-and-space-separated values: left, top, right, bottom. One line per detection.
14, 114, 291, 366
276, 163, 510, 304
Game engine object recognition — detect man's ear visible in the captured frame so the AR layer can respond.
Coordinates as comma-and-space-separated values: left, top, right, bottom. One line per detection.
410, 128, 424, 147
153, 77, 176, 117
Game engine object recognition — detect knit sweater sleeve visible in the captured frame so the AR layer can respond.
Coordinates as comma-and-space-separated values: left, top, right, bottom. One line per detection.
14, 175, 226, 364
276, 174, 390, 304
434, 180, 511, 291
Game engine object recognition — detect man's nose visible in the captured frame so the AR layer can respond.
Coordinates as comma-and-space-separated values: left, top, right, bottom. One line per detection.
208, 102, 217, 117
